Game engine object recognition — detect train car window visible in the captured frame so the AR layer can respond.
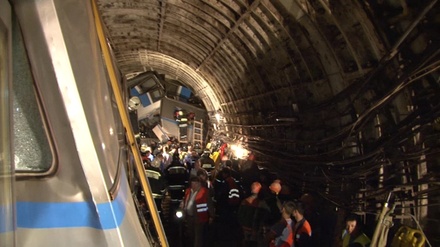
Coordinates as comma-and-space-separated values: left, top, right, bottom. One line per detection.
11, 14, 53, 173
98, 44, 126, 196
104, 71, 125, 197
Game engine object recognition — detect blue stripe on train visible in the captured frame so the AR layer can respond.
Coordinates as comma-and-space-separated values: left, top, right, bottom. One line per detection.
16, 199, 124, 229
15, 180, 128, 230
130, 87, 151, 106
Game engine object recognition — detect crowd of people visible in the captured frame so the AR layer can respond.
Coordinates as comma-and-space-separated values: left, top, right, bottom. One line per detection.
138, 140, 372, 247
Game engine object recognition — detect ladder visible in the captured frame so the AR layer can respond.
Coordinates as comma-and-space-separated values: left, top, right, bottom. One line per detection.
177, 117, 188, 144
192, 119, 203, 146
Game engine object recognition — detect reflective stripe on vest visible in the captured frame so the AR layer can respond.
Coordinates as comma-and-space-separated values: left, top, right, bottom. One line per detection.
196, 203, 208, 212
229, 188, 240, 198
184, 187, 210, 222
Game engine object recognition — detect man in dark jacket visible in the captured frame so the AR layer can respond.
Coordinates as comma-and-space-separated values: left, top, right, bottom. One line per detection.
199, 149, 216, 179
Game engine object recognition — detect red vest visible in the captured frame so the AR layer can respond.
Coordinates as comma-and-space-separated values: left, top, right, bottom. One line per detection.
184, 187, 210, 223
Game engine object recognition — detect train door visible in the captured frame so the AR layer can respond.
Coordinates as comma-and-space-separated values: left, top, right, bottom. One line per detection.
0, 0, 15, 246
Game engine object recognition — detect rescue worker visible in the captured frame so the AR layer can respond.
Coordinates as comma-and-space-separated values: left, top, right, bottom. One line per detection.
199, 149, 216, 179
162, 146, 172, 169
165, 152, 187, 186
140, 144, 153, 165
145, 164, 167, 214
265, 201, 296, 247
151, 153, 164, 172
165, 153, 188, 206
180, 176, 215, 247
196, 168, 215, 243
213, 167, 242, 244
197, 169, 214, 200
215, 167, 241, 217
141, 144, 155, 162
237, 182, 269, 247
263, 181, 283, 232
342, 214, 371, 247
292, 202, 312, 247
184, 150, 199, 175
225, 160, 243, 186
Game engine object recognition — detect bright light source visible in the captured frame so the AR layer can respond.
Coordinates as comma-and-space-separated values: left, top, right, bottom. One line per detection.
231, 144, 248, 159
215, 113, 221, 122
175, 209, 183, 218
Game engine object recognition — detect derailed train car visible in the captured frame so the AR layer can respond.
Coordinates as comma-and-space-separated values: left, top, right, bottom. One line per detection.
0, 0, 166, 246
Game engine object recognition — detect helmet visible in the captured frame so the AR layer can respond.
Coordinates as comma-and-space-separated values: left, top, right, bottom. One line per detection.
251, 182, 262, 194
269, 181, 281, 194
140, 144, 149, 153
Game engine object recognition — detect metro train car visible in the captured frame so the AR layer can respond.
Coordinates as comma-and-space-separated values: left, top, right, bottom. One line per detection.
0, 0, 166, 246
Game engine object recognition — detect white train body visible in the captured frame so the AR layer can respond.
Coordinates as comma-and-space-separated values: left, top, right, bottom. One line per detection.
0, 0, 161, 246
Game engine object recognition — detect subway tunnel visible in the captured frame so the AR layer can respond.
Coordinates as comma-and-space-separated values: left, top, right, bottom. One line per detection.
96, 0, 440, 245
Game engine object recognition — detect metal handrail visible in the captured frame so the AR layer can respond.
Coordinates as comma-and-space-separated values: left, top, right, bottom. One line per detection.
91, 1, 168, 246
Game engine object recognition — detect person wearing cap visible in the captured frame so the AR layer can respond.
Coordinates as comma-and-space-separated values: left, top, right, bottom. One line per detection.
237, 182, 269, 247
180, 176, 215, 247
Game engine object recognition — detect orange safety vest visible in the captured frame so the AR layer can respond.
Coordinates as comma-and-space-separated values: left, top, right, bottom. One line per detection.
184, 187, 210, 223
270, 219, 294, 247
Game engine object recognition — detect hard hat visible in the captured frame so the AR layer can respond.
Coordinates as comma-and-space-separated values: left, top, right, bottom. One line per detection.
251, 182, 262, 194
140, 144, 149, 153
269, 181, 281, 194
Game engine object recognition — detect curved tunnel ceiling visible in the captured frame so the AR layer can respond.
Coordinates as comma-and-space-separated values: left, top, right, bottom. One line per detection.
97, 0, 440, 208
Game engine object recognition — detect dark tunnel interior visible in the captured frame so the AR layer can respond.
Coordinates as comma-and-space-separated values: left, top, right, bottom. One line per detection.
96, 0, 440, 245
